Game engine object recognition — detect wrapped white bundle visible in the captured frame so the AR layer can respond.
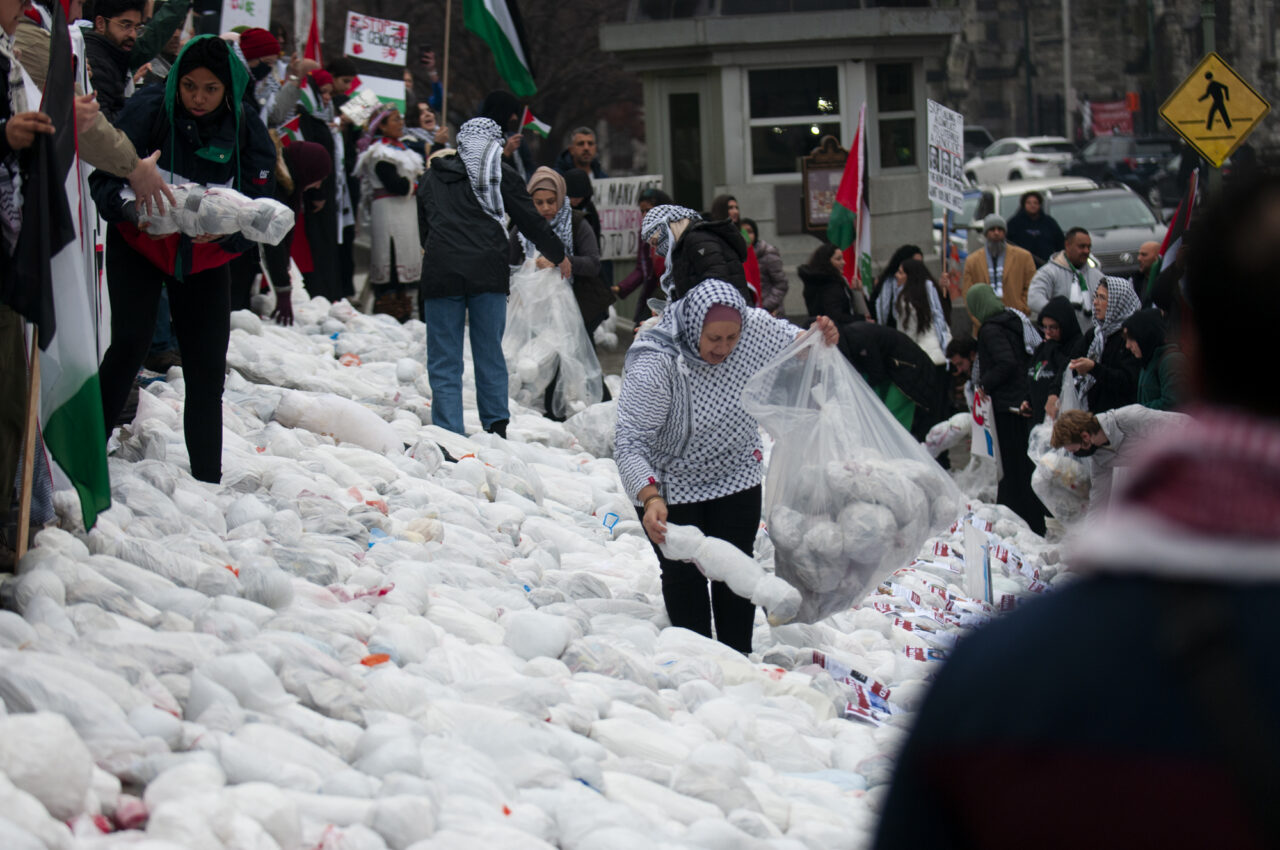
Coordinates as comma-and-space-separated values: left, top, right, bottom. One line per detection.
133, 183, 295, 245
1026, 422, 1091, 523
924, 411, 971, 457
743, 333, 964, 622
660, 523, 801, 626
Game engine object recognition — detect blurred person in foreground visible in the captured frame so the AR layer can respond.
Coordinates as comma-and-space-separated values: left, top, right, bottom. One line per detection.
874, 174, 1280, 850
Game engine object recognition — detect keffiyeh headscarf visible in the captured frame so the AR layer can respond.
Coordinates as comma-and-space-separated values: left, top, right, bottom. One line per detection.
456, 117, 506, 225
0, 35, 28, 254
965, 284, 1041, 389
640, 204, 701, 298
628, 278, 747, 367
1076, 276, 1141, 397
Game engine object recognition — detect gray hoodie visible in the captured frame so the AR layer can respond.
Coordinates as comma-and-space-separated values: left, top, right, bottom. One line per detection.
1028, 251, 1105, 333
1089, 405, 1190, 510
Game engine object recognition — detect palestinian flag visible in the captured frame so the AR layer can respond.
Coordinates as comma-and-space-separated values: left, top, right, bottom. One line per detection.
279, 115, 303, 145
297, 82, 319, 115
464, 0, 537, 97
1159, 169, 1197, 272
15, 2, 110, 528
520, 106, 550, 138
827, 103, 872, 294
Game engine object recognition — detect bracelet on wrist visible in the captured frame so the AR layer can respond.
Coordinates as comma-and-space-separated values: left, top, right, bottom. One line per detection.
643, 494, 664, 511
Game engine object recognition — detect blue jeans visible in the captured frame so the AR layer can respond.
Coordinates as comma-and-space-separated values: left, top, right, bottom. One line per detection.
424, 292, 508, 434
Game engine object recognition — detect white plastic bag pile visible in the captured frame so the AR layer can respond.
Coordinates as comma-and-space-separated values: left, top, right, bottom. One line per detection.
1, 295, 1064, 850
743, 333, 965, 623
131, 184, 296, 245
503, 260, 603, 419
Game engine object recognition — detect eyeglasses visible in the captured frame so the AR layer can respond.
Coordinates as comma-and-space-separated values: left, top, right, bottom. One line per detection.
108, 18, 145, 35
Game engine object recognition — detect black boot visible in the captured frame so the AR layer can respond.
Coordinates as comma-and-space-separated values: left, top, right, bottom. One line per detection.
486, 418, 508, 439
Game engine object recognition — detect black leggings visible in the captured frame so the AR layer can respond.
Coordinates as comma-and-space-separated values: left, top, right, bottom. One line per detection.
994, 409, 1047, 535
100, 227, 231, 483
638, 485, 762, 653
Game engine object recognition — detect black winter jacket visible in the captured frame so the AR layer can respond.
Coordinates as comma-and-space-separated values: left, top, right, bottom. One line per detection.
837, 322, 942, 413
89, 82, 277, 276
417, 155, 565, 298
82, 29, 131, 122
1079, 327, 1141, 414
1026, 295, 1085, 422
668, 219, 750, 303
975, 309, 1033, 412
295, 111, 342, 299
799, 264, 857, 325
1006, 210, 1065, 265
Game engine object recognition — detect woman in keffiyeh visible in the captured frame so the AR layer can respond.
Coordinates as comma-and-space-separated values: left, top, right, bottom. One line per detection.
1069, 276, 1142, 414
415, 98, 569, 439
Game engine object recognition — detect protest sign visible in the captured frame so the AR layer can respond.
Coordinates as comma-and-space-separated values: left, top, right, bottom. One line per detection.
927, 100, 965, 214
221, 0, 270, 31
592, 175, 664, 261
344, 11, 410, 67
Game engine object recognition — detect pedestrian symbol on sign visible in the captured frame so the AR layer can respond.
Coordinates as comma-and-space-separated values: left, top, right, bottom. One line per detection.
1159, 52, 1270, 168
1199, 72, 1231, 130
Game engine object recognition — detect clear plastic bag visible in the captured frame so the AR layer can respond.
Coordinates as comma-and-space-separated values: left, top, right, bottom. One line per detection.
503, 260, 603, 419
1026, 421, 1091, 523
742, 332, 964, 622
133, 184, 296, 245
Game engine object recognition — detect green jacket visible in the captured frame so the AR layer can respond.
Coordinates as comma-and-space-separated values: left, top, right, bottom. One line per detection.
1137, 343, 1186, 411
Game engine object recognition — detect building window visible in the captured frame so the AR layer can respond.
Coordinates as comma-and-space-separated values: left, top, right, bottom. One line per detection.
876, 62, 917, 168
748, 66, 841, 176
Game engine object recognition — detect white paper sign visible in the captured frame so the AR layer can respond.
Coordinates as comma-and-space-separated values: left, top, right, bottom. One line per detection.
970, 391, 1002, 477
221, 0, 270, 31
343, 12, 409, 67
592, 175, 664, 261
926, 99, 965, 214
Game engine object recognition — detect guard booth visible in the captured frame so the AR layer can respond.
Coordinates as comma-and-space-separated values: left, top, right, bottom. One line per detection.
600, 1, 960, 316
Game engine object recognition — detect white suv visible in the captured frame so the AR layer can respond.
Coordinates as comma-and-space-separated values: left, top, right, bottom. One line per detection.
964, 136, 1077, 184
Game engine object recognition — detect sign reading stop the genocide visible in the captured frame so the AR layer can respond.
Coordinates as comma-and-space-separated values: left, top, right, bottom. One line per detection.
343, 12, 410, 67
1160, 52, 1271, 168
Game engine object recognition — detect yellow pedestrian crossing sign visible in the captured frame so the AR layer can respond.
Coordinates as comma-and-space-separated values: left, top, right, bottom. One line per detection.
1160, 52, 1270, 168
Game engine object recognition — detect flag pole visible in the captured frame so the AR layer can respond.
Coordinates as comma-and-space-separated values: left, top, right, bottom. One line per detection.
442, 0, 452, 129
16, 331, 40, 560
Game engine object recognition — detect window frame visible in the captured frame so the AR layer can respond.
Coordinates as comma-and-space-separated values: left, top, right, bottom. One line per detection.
871, 60, 922, 173
744, 62, 846, 182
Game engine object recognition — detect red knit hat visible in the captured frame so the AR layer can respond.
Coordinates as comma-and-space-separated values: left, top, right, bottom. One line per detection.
309, 70, 334, 89
239, 28, 281, 61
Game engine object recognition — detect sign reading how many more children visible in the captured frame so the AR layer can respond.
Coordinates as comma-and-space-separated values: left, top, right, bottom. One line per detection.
343, 12, 410, 67
592, 175, 664, 261
221, 0, 270, 31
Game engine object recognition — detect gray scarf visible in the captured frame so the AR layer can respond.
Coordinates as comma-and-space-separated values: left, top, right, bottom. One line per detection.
640, 204, 702, 297
456, 117, 505, 225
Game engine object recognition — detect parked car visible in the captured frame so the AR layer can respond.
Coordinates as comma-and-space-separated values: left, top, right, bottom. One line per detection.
963, 126, 995, 163
1044, 185, 1167, 277
1065, 134, 1180, 210
965, 176, 1098, 255
963, 136, 1076, 184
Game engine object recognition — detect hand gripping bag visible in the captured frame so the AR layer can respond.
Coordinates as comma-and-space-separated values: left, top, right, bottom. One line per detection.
503, 260, 603, 419
742, 331, 963, 622
1028, 373, 1092, 523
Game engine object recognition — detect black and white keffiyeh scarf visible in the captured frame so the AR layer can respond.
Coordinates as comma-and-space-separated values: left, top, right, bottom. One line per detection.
971, 308, 1041, 389
640, 204, 701, 298
456, 117, 505, 225
520, 196, 574, 270
0, 34, 28, 254
1076, 275, 1141, 398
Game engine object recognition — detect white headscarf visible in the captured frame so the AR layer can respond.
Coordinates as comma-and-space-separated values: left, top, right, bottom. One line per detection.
456, 117, 506, 225
640, 204, 702, 298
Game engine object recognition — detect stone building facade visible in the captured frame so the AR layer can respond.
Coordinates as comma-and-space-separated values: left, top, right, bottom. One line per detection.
930, 0, 1278, 156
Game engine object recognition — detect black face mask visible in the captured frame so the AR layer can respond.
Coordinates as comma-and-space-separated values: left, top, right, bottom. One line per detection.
303, 186, 325, 207
1072, 445, 1099, 458
251, 63, 272, 81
